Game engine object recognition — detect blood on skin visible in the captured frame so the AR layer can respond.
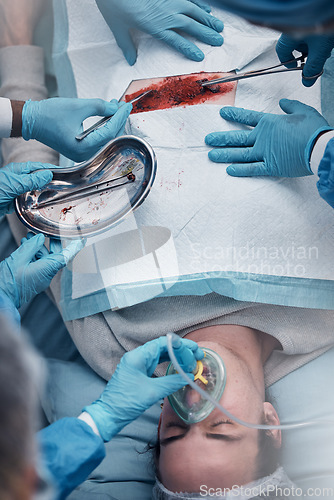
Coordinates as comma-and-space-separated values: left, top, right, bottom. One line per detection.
124, 73, 236, 113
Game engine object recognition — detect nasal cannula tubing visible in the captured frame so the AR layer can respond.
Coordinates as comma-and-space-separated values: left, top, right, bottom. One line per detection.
166, 332, 334, 431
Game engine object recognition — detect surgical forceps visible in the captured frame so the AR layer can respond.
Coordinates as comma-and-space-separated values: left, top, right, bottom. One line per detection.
35, 172, 136, 209
76, 90, 152, 140
200, 56, 321, 87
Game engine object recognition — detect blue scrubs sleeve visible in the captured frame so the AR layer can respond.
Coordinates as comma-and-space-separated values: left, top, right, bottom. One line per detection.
37, 417, 105, 499
317, 138, 334, 208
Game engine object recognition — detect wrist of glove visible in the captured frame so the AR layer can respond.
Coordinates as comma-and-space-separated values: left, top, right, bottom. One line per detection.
22, 99, 41, 141
305, 127, 334, 169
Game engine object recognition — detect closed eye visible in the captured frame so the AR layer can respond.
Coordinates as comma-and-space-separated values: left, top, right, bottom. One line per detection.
206, 433, 242, 442
160, 420, 241, 446
160, 421, 189, 446
166, 421, 188, 430
211, 420, 234, 428
208, 420, 241, 440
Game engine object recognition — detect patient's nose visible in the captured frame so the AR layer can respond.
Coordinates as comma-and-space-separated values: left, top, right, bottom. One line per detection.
185, 388, 202, 408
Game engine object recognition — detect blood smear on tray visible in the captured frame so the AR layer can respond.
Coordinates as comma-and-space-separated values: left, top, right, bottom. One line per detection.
124, 73, 236, 113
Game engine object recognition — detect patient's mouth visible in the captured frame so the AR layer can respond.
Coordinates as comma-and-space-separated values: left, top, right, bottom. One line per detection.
124, 72, 236, 113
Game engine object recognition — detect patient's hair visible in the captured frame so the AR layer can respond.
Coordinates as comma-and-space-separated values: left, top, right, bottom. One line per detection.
0, 314, 41, 499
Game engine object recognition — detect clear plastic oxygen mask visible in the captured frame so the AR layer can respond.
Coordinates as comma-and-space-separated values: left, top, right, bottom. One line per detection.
166, 332, 334, 431
166, 337, 226, 424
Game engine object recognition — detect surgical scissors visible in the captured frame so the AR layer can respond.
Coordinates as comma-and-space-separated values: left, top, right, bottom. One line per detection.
200, 56, 321, 87
76, 90, 152, 141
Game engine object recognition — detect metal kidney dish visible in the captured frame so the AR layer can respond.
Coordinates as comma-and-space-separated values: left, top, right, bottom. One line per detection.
15, 136, 157, 239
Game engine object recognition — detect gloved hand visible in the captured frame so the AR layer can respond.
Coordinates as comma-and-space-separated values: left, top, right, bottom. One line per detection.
317, 139, 334, 209
205, 99, 332, 177
276, 33, 334, 87
0, 162, 55, 217
0, 233, 83, 308
22, 98, 132, 162
95, 0, 224, 66
83, 336, 204, 442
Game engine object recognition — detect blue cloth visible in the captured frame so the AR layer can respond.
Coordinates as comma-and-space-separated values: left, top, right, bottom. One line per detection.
317, 138, 334, 208
212, 0, 334, 28
38, 418, 106, 500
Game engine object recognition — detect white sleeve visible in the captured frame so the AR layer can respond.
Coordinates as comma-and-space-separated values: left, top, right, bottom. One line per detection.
310, 130, 334, 174
0, 97, 12, 138
78, 411, 101, 437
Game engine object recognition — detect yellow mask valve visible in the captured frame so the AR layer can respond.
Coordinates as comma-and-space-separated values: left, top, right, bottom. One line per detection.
194, 360, 208, 385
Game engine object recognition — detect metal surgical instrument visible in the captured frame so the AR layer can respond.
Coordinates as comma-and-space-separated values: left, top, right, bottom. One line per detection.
76, 90, 152, 141
35, 173, 136, 209
200, 56, 321, 87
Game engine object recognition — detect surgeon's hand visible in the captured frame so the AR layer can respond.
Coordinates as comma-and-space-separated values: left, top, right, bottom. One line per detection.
276, 33, 334, 87
22, 98, 132, 162
205, 99, 332, 177
0, 233, 83, 308
83, 336, 204, 442
95, 0, 224, 66
0, 162, 54, 217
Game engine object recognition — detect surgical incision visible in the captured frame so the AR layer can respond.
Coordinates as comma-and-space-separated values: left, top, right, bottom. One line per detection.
123, 72, 237, 113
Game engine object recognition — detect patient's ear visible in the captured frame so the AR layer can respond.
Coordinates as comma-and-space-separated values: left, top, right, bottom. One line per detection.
263, 402, 281, 448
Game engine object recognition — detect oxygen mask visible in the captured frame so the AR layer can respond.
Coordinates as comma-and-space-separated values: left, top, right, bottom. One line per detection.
166, 346, 226, 424
166, 332, 334, 432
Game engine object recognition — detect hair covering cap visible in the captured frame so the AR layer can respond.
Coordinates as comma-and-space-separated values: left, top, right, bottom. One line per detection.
152, 466, 296, 500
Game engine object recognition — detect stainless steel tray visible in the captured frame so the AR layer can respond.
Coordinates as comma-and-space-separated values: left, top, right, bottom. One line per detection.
15, 135, 157, 239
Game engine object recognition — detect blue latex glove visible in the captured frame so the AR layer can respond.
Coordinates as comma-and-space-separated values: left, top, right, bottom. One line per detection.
0, 162, 55, 217
317, 138, 334, 209
276, 33, 334, 87
205, 99, 332, 177
22, 98, 132, 162
0, 233, 83, 308
83, 336, 204, 442
95, 0, 224, 66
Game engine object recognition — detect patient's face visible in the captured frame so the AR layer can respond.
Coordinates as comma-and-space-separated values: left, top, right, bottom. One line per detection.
159, 338, 271, 492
